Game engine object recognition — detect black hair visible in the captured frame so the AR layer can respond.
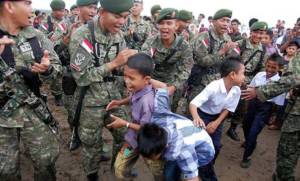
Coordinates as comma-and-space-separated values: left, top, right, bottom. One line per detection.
267, 53, 284, 65
265, 29, 273, 38
137, 123, 168, 158
208, 16, 213, 20
220, 57, 243, 77
127, 53, 154, 76
231, 18, 240, 25
296, 17, 300, 24
35, 10, 41, 16
287, 40, 300, 49
199, 13, 205, 18
249, 18, 258, 28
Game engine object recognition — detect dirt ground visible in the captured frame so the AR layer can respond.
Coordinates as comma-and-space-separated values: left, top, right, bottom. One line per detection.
20, 96, 300, 181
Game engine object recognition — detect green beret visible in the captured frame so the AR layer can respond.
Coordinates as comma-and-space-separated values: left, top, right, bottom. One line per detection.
176, 10, 193, 22
213, 9, 232, 20
157, 8, 177, 23
151, 5, 162, 15
70, 4, 78, 10
250, 21, 268, 31
50, 0, 66, 11
77, 0, 98, 7
100, 0, 133, 14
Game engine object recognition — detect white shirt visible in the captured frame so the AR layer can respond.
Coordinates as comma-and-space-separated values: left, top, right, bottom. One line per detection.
250, 72, 285, 106
191, 79, 241, 115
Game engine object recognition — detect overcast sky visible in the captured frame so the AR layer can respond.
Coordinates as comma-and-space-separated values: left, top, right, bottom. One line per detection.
32, 0, 299, 29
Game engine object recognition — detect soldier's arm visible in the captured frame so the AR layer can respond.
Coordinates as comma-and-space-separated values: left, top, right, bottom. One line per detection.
37, 30, 63, 81
256, 74, 300, 102
140, 35, 154, 56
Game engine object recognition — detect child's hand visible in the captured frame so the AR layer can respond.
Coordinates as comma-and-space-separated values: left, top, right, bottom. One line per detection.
193, 118, 206, 128
106, 100, 121, 111
206, 121, 219, 134
107, 114, 128, 129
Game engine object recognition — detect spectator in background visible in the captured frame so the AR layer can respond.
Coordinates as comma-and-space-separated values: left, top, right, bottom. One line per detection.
261, 29, 278, 56
242, 32, 248, 39
208, 16, 213, 29
33, 10, 42, 29
249, 18, 258, 28
280, 24, 300, 54
229, 18, 243, 42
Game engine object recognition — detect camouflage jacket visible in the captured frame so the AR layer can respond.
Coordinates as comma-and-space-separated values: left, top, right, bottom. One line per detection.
237, 38, 268, 84
39, 14, 65, 38
122, 16, 151, 50
191, 28, 238, 86
256, 52, 300, 132
141, 33, 193, 90
229, 32, 243, 42
69, 17, 127, 107
0, 26, 62, 128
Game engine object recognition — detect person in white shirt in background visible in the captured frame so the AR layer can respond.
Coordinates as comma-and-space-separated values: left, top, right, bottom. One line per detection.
240, 53, 286, 169
189, 57, 245, 181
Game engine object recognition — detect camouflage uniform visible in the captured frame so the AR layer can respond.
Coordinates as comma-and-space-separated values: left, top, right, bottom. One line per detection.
69, 18, 128, 175
188, 29, 237, 102
123, 15, 152, 50
229, 32, 243, 42
149, 21, 159, 36
0, 26, 61, 181
39, 14, 64, 100
141, 33, 193, 112
255, 52, 300, 181
230, 38, 268, 126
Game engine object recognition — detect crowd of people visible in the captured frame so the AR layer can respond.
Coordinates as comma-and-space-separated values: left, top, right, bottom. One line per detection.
0, 0, 300, 181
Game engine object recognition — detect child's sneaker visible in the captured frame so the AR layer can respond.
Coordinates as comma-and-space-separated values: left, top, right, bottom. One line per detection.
240, 158, 251, 168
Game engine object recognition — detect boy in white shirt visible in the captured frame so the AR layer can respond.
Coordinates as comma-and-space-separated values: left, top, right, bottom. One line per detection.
189, 57, 245, 181
240, 53, 286, 168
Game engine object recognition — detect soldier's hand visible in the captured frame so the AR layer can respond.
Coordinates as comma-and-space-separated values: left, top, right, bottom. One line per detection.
106, 100, 122, 111
31, 50, 51, 73
107, 114, 128, 129
0, 36, 15, 55
241, 87, 257, 100
111, 49, 138, 68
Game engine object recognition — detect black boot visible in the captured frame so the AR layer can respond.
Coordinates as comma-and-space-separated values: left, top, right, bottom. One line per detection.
54, 94, 63, 106
87, 173, 98, 181
226, 123, 240, 141
69, 128, 81, 151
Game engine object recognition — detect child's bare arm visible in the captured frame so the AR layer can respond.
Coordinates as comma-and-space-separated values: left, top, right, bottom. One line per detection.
150, 79, 176, 96
206, 110, 229, 134
106, 97, 130, 111
106, 114, 141, 131
189, 103, 206, 128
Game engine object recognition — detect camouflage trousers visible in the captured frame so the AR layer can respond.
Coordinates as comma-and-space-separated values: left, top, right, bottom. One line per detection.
50, 73, 63, 96
0, 107, 59, 181
114, 143, 164, 181
273, 116, 300, 181
78, 105, 127, 175
62, 94, 75, 129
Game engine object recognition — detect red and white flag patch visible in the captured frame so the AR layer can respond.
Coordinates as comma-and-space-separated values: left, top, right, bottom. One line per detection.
80, 39, 93, 54
202, 38, 209, 48
70, 63, 81, 72
58, 23, 66, 32
233, 47, 241, 54
41, 23, 48, 31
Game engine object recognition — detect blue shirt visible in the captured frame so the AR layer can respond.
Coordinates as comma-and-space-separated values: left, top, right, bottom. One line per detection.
151, 88, 215, 180
125, 85, 155, 149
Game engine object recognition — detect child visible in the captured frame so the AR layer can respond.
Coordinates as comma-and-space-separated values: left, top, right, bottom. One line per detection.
240, 53, 286, 168
106, 53, 163, 180
189, 57, 244, 180
137, 88, 215, 181
281, 40, 299, 74
261, 29, 278, 56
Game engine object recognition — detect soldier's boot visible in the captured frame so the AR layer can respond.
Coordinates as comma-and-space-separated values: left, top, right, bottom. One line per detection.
87, 172, 98, 181
54, 94, 63, 106
69, 128, 81, 151
240, 158, 251, 168
226, 123, 240, 141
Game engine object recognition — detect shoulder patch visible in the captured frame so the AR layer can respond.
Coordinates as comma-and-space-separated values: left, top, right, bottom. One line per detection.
202, 38, 209, 48
80, 39, 93, 54
74, 53, 85, 65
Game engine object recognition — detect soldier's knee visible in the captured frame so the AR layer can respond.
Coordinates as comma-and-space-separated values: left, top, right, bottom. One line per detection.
0, 153, 20, 179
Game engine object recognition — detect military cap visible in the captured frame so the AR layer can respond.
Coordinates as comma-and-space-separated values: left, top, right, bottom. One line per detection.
151, 5, 162, 15
133, 0, 143, 3
100, 0, 133, 14
50, 0, 66, 11
176, 10, 193, 22
250, 21, 268, 31
213, 9, 232, 20
70, 4, 78, 10
77, 0, 98, 7
157, 8, 177, 23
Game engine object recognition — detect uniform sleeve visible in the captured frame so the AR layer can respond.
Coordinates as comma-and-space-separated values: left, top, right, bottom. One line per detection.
141, 36, 154, 56
173, 42, 194, 89
37, 31, 63, 82
69, 27, 110, 87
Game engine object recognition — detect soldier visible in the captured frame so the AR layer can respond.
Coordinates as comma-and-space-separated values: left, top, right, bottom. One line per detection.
229, 18, 243, 42
122, 0, 151, 50
176, 10, 194, 42
149, 4, 161, 36
188, 9, 238, 105
51, 0, 98, 151
69, 0, 137, 180
0, 0, 62, 180
226, 21, 269, 141
40, 0, 66, 106
141, 8, 193, 112
69, 4, 79, 23
242, 52, 300, 181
